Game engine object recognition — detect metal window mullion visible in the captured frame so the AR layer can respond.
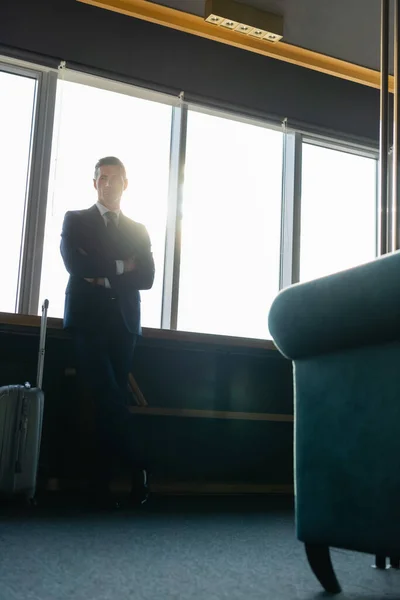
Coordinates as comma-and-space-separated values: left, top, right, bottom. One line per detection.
393, 0, 400, 251
279, 131, 302, 288
379, 0, 390, 256
387, 147, 394, 253
161, 101, 188, 330
17, 70, 57, 315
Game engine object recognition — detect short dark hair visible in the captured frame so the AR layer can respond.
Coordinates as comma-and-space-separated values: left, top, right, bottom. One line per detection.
94, 156, 126, 179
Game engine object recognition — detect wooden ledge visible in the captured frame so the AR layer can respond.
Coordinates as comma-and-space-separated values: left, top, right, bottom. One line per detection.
129, 406, 293, 422
78, 0, 394, 92
0, 311, 278, 352
141, 326, 277, 351
0, 312, 64, 331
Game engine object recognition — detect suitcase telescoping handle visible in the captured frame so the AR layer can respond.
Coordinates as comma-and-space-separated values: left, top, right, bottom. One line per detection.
36, 299, 49, 390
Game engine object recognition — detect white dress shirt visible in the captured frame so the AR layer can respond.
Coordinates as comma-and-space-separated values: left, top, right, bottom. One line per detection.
95, 202, 124, 288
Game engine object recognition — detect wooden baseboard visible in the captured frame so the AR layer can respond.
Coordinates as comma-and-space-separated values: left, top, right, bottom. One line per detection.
43, 477, 293, 496
128, 406, 294, 422
149, 482, 294, 496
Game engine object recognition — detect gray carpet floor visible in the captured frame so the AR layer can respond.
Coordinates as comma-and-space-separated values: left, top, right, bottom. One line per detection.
0, 497, 400, 600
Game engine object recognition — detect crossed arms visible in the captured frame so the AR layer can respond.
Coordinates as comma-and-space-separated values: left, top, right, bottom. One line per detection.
60, 211, 155, 290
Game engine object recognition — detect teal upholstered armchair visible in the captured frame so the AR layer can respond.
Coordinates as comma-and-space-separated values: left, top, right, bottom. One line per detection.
268, 251, 400, 594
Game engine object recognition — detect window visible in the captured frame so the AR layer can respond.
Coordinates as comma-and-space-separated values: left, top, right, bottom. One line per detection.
177, 110, 283, 339
39, 78, 172, 327
1, 57, 382, 342
0, 69, 37, 313
300, 143, 377, 282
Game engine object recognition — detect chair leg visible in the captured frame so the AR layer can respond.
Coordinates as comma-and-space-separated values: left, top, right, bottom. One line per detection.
305, 543, 342, 595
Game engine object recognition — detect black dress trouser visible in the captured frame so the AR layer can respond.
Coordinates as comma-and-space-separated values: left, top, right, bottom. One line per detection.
72, 298, 142, 484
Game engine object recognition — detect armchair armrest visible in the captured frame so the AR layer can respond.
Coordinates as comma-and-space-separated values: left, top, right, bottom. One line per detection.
268, 251, 400, 360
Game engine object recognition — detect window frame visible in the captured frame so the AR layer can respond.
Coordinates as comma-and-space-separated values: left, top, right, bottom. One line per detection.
174, 103, 285, 338
0, 54, 383, 342
281, 128, 380, 288
34, 65, 180, 325
0, 57, 58, 314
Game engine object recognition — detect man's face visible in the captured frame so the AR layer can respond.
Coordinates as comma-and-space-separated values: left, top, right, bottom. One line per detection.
94, 164, 128, 210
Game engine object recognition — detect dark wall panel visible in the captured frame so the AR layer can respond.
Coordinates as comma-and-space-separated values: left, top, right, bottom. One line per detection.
0, 325, 294, 486
0, 0, 379, 142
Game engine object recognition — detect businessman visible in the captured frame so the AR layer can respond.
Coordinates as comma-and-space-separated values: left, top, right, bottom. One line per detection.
60, 156, 155, 508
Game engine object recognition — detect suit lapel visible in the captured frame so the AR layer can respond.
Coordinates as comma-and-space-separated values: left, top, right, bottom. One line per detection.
117, 213, 138, 256
87, 204, 106, 230
84, 206, 137, 259
84, 204, 111, 256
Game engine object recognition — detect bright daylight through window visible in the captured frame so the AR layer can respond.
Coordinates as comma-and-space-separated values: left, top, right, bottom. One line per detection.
300, 143, 377, 282
1, 58, 380, 342
39, 79, 172, 327
178, 110, 283, 339
0, 70, 36, 313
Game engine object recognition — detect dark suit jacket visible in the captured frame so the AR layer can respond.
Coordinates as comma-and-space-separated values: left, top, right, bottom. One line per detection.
60, 204, 155, 334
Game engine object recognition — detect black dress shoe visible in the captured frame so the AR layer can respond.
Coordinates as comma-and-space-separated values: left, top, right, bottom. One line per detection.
130, 469, 149, 506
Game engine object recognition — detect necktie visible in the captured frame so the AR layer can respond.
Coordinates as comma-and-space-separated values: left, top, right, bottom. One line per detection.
105, 211, 118, 229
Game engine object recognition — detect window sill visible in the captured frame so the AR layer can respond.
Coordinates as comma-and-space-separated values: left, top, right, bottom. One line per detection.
0, 311, 278, 352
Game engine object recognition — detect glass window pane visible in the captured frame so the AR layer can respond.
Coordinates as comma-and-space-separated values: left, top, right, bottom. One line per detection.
300, 143, 377, 282
0, 70, 36, 313
177, 110, 283, 340
39, 80, 172, 327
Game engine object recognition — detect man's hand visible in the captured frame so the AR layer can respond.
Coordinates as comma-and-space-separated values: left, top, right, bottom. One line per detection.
123, 256, 137, 273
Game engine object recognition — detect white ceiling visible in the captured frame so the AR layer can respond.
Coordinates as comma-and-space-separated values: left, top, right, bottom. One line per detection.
149, 0, 394, 73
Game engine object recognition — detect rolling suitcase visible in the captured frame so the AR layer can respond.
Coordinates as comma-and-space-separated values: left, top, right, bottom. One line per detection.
0, 299, 49, 502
